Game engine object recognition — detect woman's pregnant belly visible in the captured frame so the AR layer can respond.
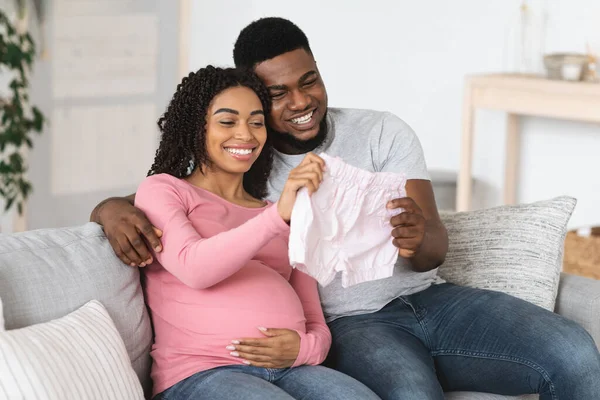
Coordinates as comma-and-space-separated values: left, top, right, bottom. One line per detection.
146, 260, 308, 367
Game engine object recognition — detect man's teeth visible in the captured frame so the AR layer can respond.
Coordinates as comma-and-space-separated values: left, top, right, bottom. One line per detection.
225, 148, 252, 155
291, 111, 313, 124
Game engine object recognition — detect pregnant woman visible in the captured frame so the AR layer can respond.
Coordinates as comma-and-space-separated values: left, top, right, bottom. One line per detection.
135, 66, 379, 400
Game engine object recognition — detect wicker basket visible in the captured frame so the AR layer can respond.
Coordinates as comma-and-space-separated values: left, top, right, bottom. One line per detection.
563, 228, 600, 280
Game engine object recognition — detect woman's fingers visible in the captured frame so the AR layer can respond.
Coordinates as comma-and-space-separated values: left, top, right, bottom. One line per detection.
307, 153, 326, 169
292, 161, 324, 181
290, 170, 322, 185
278, 153, 327, 222
288, 176, 318, 195
228, 344, 274, 357
298, 152, 325, 167
231, 350, 290, 368
289, 154, 326, 195
289, 166, 324, 191
232, 351, 271, 363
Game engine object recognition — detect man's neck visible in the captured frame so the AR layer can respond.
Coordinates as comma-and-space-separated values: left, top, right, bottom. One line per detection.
274, 141, 314, 155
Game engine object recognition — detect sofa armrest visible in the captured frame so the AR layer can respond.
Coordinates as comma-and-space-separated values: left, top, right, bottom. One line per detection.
555, 272, 600, 348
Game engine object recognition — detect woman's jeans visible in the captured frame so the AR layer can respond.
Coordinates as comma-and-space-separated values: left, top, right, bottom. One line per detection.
155, 364, 381, 400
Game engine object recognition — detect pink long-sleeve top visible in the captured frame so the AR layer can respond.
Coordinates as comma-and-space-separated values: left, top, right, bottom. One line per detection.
134, 174, 331, 396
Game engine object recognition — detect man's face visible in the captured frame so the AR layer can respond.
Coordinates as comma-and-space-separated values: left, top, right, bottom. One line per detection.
254, 48, 328, 154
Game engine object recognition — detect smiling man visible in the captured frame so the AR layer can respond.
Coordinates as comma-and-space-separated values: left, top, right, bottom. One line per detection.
251, 48, 329, 155
92, 17, 600, 400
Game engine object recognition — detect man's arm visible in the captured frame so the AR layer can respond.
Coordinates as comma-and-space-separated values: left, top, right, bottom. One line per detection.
388, 180, 448, 272
376, 112, 448, 272
90, 194, 162, 267
90, 194, 135, 223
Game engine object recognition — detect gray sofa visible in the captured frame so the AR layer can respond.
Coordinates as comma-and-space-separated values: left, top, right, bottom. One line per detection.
1, 222, 599, 400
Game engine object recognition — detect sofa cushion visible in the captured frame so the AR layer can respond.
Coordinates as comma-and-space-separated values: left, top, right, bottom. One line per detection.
439, 196, 576, 311
0, 296, 4, 331
555, 273, 600, 348
0, 222, 152, 395
0, 300, 144, 399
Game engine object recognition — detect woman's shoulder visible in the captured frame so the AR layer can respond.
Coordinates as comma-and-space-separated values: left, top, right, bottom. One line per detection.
136, 174, 201, 208
138, 173, 183, 194
137, 174, 233, 207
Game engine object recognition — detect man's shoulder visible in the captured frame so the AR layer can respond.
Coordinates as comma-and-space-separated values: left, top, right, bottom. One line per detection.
328, 108, 415, 145
329, 107, 390, 122
329, 107, 409, 132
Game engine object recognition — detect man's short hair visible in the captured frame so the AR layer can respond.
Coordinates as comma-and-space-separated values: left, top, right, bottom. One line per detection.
233, 17, 312, 69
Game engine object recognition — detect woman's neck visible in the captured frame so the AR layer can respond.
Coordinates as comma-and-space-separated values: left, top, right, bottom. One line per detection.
186, 167, 248, 204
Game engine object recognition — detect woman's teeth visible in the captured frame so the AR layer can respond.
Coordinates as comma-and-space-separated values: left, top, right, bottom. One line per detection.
225, 148, 252, 155
291, 111, 313, 124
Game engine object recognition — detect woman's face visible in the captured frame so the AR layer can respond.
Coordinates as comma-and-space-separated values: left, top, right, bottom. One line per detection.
204, 86, 267, 174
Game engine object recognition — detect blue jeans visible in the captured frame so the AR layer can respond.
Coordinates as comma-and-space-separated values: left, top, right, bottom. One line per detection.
154, 364, 380, 400
328, 283, 600, 400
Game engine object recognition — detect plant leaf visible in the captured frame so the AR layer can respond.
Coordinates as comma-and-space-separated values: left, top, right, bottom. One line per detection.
32, 106, 44, 131
0, 8, 46, 215
5, 196, 14, 212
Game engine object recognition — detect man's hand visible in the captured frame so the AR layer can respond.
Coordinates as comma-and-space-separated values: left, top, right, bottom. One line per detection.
92, 197, 163, 267
388, 197, 426, 259
228, 328, 300, 368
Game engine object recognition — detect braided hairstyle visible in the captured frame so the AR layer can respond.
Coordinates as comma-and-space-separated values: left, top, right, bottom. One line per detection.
149, 66, 273, 199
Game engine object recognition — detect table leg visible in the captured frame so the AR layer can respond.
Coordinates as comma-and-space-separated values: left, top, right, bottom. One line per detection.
504, 113, 520, 205
457, 81, 474, 211
13, 204, 27, 232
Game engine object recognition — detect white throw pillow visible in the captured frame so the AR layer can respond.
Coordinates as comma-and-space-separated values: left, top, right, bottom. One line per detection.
0, 300, 144, 400
438, 196, 576, 311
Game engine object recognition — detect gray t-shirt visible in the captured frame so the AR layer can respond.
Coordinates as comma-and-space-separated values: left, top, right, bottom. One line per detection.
266, 108, 440, 321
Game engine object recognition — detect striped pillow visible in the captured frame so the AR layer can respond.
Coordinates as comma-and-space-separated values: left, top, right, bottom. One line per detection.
0, 300, 144, 399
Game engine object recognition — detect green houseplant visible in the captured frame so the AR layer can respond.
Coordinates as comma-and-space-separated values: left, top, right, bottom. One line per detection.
0, 7, 45, 215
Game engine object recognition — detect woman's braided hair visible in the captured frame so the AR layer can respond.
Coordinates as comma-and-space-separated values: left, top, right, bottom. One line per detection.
149, 66, 273, 199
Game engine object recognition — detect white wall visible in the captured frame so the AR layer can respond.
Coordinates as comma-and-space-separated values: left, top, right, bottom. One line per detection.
11, 0, 181, 230
188, 0, 600, 228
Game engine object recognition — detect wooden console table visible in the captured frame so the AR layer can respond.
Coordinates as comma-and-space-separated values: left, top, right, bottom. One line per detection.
457, 74, 600, 211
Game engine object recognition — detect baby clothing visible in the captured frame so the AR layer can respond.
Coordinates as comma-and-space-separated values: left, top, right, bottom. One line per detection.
289, 153, 406, 288
268, 108, 437, 322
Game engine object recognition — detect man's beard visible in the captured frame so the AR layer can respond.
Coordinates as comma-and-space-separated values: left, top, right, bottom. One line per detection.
270, 109, 328, 154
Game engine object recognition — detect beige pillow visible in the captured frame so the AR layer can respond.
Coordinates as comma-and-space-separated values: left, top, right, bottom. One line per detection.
438, 196, 576, 311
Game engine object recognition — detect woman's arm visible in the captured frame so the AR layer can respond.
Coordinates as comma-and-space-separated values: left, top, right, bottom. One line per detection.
290, 269, 332, 366
136, 177, 289, 289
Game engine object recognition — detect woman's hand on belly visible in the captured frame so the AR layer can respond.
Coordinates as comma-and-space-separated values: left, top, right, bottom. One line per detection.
226, 327, 300, 368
